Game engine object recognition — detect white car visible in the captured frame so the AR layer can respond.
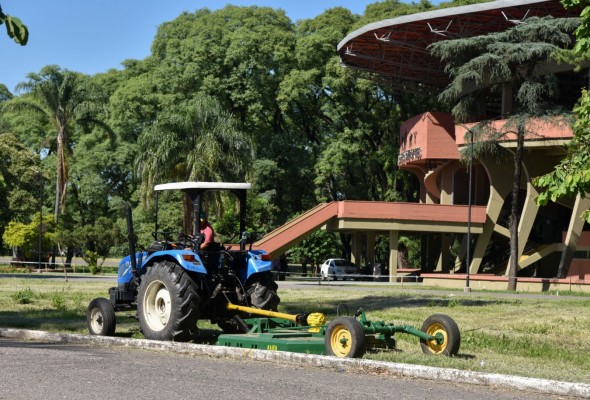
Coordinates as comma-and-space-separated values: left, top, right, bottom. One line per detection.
320, 258, 356, 281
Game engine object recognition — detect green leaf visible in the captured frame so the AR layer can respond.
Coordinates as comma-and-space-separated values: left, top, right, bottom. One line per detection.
3, 14, 28, 45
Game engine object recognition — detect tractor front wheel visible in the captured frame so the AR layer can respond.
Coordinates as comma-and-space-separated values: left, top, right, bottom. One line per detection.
325, 316, 366, 358
86, 297, 116, 336
137, 261, 200, 341
420, 314, 460, 356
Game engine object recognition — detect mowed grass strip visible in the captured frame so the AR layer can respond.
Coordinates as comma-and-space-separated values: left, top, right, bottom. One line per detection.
0, 278, 589, 384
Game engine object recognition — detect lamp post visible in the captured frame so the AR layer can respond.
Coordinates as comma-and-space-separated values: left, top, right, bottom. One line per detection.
38, 174, 43, 270
465, 129, 473, 293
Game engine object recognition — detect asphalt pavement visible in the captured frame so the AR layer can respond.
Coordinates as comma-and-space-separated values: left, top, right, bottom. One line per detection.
0, 328, 588, 398
1, 270, 589, 397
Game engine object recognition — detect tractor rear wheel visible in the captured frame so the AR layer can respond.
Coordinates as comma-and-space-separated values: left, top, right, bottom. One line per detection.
420, 314, 461, 356
137, 261, 200, 341
325, 316, 366, 358
87, 297, 116, 336
246, 271, 280, 311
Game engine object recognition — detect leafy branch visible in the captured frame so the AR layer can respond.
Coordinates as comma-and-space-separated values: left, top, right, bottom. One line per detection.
0, 4, 29, 45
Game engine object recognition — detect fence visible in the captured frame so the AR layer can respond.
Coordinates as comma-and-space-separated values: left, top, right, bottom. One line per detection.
0, 258, 117, 274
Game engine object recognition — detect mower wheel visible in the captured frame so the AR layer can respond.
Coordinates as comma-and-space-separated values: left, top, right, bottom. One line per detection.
325, 316, 366, 358
420, 314, 460, 356
86, 297, 116, 336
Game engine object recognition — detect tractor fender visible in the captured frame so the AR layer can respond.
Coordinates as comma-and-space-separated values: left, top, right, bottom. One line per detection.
117, 250, 206, 285
245, 250, 273, 280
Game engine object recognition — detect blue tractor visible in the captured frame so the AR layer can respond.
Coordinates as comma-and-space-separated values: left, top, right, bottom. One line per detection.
86, 182, 280, 341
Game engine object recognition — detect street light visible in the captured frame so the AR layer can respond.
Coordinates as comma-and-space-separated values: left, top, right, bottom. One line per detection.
38, 174, 44, 270
465, 128, 473, 293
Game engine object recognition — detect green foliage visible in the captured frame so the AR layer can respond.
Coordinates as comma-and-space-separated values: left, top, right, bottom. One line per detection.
289, 230, 342, 267
535, 90, 590, 220
398, 235, 422, 269
0, 83, 11, 102
51, 288, 67, 310
0, 5, 28, 45
360, 0, 434, 26
2, 213, 56, 260
562, 0, 590, 54
83, 250, 101, 275
0, 2, 444, 257
429, 15, 579, 290
0, 133, 43, 242
8, 65, 113, 219
430, 16, 579, 121
534, 2, 590, 218
11, 287, 35, 304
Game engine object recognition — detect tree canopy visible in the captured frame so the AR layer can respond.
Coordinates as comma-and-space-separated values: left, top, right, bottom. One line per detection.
535, 0, 590, 220
0, 1, 477, 262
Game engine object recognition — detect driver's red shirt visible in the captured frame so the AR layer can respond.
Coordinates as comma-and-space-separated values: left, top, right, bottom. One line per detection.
200, 222, 214, 244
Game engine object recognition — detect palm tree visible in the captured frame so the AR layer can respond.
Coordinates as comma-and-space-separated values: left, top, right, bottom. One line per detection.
136, 93, 253, 230
11, 65, 112, 223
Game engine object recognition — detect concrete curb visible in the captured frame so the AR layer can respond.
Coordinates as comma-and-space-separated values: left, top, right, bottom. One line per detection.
1, 327, 589, 398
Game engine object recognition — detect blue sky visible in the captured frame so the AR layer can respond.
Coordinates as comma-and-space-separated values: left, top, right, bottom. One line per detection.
0, 0, 391, 93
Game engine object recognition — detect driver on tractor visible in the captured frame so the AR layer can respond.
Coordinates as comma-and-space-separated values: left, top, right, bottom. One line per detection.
199, 211, 215, 250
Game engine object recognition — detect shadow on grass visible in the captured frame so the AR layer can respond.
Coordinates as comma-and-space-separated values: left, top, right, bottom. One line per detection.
0, 309, 142, 338
278, 294, 510, 316
0, 310, 86, 331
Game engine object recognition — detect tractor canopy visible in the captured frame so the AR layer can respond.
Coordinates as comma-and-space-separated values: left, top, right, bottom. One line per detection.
154, 181, 252, 249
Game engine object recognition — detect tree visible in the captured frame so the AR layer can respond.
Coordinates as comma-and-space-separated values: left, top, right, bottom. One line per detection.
135, 94, 252, 230
8, 66, 112, 223
429, 16, 579, 290
0, 133, 42, 245
2, 213, 55, 263
280, 7, 429, 205
535, 0, 590, 220
150, 6, 307, 220
289, 230, 343, 274
0, 4, 28, 45
360, 0, 434, 25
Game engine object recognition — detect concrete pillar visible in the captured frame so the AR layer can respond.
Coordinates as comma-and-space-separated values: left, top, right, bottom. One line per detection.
351, 232, 363, 267
470, 156, 514, 274
437, 234, 451, 272
366, 231, 376, 271
420, 234, 428, 272
504, 182, 540, 275
454, 234, 467, 273
557, 194, 590, 278
440, 164, 454, 205
389, 230, 399, 283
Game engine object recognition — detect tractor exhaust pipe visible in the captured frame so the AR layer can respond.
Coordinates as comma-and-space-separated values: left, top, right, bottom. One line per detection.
124, 201, 139, 278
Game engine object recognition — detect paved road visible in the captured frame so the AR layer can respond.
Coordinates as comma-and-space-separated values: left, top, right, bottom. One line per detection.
0, 338, 579, 400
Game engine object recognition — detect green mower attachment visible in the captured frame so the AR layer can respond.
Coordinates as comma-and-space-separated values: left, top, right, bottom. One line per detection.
216, 304, 460, 359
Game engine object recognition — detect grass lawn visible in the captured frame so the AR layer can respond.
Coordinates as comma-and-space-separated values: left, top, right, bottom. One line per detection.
1, 276, 589, 384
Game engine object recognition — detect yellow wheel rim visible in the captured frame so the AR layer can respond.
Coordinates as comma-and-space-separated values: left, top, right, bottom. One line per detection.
424, 322, 448, 354
330, 324, 353, 357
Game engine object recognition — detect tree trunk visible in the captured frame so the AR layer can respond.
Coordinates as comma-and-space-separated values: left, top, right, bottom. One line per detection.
54, 126, 68, 221
183, 194, 193, 235
507, 122, 525, 291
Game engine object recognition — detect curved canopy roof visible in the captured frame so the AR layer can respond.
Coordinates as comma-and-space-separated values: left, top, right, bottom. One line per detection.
337, 0, 579, 91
